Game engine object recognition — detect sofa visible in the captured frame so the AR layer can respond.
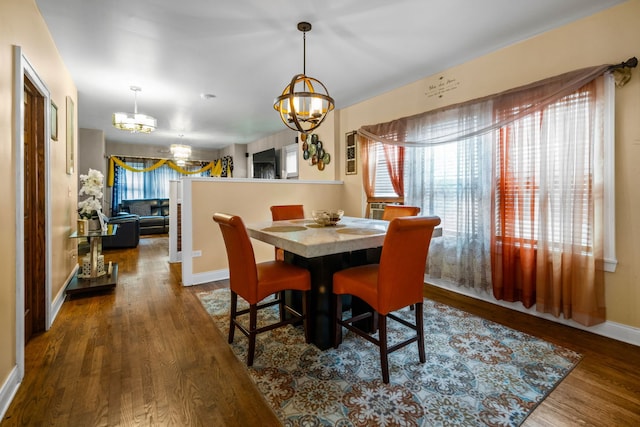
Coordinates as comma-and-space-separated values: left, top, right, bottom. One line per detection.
119, 198, 170, 235
102, 214, 140, 249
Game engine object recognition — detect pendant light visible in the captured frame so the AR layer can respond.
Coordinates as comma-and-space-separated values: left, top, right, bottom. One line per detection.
274, 22, 335, 135
112, 86, 157, 133
170, 144, 191, 160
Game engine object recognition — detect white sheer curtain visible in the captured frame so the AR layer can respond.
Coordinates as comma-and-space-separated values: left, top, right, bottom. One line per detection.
116, 159, 209, 201
360, 61, 631, 325
404, 103, 493, 292
119, 160, 178, 200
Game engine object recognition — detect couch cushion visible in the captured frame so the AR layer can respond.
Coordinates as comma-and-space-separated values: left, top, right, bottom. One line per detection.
150, 206, 163, 216
119, 199, 170, 234
128, 203, 150, 217
140, 216, 165, 227
140, 225, 166, 235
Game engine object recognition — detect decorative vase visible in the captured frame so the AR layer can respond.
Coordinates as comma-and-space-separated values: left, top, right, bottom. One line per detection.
88, 218, 101, 231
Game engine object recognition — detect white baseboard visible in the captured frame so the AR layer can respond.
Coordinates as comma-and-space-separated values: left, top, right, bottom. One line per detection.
49, 265, 76, 328
168, 251, 182, 264
426, 277, 640, 347
185, 269, 229, 287
0, 366, 20, 421
50, 282, 66, 326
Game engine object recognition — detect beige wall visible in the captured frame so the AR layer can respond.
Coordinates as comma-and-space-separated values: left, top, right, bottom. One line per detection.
78, 128, 106, 210
188, 179, 344, 276
0, 0, 78, 389
337, 0, 640, 328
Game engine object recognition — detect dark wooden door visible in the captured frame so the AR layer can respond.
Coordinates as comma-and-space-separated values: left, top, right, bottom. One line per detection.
23, 77, 46, 342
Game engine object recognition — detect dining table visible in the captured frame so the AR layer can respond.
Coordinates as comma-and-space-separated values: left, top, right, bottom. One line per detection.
246, 216, 391, 350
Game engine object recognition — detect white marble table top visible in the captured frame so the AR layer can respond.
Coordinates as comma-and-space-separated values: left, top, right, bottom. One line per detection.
246, 216, 390, 258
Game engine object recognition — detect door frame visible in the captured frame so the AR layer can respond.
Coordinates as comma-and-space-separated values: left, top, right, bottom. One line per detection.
13, 46, 53, 380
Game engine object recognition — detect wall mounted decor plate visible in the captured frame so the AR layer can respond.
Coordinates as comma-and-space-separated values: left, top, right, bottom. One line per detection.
302, 133, 331, 171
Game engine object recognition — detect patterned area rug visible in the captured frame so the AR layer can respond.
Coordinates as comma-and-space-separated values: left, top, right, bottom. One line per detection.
197, 288, 581, 426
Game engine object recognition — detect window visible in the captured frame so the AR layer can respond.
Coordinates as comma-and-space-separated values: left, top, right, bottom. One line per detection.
373, 142, 397, 197
366, 66, 615, 322
111, 158, 211, 213
495, 84, 611, 255
282, 144, 299, 179
404, 105, 493, 242
379, 74, 615, 287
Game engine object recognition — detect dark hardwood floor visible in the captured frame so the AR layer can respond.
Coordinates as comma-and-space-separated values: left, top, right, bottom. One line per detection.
2, 236, 639, 426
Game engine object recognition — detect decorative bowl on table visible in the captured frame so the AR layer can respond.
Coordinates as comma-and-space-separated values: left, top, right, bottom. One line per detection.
312, 209, 344, 226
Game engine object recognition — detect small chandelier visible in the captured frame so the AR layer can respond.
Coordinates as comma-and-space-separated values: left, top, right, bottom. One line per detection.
112, 86, 157, 133
170, 143, 191, 160
274, 22, 335, 135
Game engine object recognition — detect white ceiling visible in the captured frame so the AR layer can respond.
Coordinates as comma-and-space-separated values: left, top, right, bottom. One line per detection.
35, 0, 624, 150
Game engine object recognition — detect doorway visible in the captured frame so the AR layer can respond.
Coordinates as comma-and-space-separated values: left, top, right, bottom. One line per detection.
23, 76, 47, 343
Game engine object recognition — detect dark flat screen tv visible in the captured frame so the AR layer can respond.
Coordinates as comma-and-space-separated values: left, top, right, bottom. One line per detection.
253, 148, 280, 179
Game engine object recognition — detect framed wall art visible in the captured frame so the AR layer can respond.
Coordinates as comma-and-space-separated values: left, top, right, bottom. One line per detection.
66, 96, 75, 174
50, 101, 58, 141
345, 130, 357, 175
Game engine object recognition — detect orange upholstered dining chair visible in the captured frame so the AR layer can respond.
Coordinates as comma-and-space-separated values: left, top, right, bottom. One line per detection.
381, 204, 420, 221
381, 204, 422, 310
332, 215, 441, 383
270, 204, 305, 221
270, 204, 305, 261
213, 213, 311, 366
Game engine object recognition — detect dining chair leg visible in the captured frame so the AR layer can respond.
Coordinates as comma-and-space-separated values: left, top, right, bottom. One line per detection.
247, 304, 258, 366
228, 291, 238, 344
415, 302, 426, 363
301, 291, 310, 343
333, 294, 343, 348
278, 290, 285, 322
379, 313, 390, 384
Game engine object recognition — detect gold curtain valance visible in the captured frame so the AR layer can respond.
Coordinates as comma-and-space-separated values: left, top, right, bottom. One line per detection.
107, 156, 226, 187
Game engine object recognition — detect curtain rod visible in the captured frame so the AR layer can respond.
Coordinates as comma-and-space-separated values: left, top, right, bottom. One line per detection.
104, 154, 222, 163
608, 56, 637, 70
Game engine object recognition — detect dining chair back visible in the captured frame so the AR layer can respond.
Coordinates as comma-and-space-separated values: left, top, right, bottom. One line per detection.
381, 204, 422, 310
381, 204, 420, 221
270, 204, 305, 221
270, 204, 305, 260
213, 212, 311, 366
333, 215, 441, 383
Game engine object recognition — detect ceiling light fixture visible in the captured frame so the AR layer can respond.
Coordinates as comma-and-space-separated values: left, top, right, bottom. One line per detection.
112, 86, 157, 133
170, 143, 191, 160
274, 22, 334, 135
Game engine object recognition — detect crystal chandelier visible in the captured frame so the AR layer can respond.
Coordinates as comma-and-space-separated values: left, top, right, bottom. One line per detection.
112, 86, 157, 133
170, 144, 191, 160
274, 22, 335, 135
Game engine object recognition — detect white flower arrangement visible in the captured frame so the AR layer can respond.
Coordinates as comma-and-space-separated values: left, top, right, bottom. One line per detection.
78, 169, 104, 219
